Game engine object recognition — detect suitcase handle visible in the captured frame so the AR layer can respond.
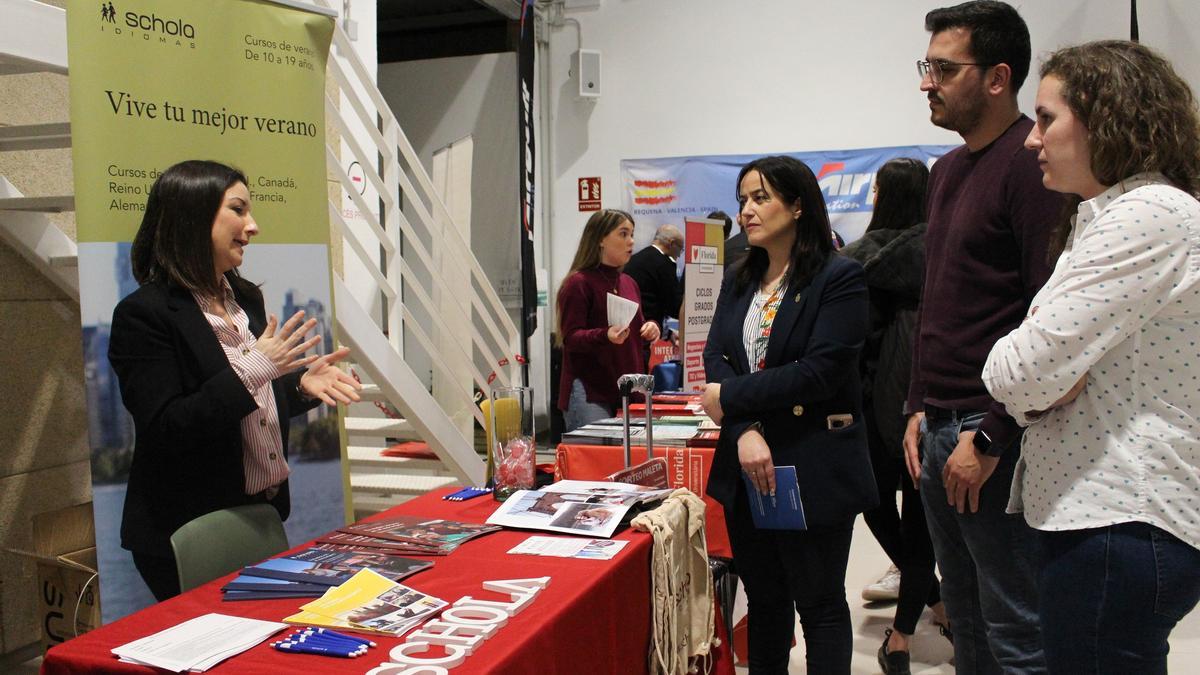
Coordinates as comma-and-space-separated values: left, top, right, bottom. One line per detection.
617, 374, 655, 468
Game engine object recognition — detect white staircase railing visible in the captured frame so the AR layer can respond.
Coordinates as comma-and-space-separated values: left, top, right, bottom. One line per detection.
0, 1, 77, 298
0, 177, 78, 301
320, 11, 523, 487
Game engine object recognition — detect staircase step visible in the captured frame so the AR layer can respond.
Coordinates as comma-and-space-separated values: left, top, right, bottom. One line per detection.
346, 445, 448, 473
350, 472, 458, 495
0, 195, 74, 212
0, 0, 67, 75
0, 123, 71, 151
344, 416, 415, 438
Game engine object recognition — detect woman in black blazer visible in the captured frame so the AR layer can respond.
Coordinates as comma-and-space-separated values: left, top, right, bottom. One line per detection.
108, 160, 360, 600
701, 155, 877, 673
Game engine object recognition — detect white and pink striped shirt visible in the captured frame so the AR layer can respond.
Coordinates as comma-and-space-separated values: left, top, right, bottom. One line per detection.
192, 279, 289, 496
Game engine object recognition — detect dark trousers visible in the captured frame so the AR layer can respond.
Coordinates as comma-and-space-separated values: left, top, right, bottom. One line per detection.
726, 494, 854, 675
1038, 522, 1200, 675
131, 550, 181, 602
861, 409, 940, 634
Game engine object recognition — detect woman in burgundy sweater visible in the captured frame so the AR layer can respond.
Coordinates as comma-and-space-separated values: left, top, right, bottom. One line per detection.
556, 209, 660, 431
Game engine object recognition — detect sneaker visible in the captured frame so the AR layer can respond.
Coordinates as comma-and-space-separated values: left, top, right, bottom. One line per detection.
877, 628, 912, 675
862, 564, 901, 601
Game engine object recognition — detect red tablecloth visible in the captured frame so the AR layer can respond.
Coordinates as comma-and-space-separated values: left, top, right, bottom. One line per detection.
42, 489, 732, 675
555, 444, 731, 559
622, 403, 696, 417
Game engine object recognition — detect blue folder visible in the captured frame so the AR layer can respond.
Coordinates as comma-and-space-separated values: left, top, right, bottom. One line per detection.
742, 465, 807, 530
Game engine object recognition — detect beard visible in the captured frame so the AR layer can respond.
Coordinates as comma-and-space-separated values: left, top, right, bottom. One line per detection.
929, 90, 985, 137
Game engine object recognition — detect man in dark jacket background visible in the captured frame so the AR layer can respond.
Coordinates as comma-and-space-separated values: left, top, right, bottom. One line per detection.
623, 224, 683, 334
624, 224, 683, 371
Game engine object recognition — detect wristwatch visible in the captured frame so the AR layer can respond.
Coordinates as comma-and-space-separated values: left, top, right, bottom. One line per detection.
740, 421, 764, 438
971, 428, 1002, 457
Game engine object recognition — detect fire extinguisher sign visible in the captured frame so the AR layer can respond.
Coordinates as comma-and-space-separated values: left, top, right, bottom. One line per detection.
578, 177, 601, 211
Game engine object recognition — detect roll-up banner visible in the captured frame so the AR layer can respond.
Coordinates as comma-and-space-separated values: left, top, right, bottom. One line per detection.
517, 0, 537, 367
681, 218, 724, 390
67, 0, 339, 622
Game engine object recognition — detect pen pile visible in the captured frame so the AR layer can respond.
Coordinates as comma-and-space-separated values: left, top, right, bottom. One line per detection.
443, 486, 492, 501
272, 627, 377, 658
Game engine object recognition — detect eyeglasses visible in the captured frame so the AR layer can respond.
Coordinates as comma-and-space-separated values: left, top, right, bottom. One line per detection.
916, 58, 995, 84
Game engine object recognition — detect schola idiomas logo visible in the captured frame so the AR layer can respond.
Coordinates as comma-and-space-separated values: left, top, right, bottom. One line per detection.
100, 1, 197, 48
633, 179, 677, 206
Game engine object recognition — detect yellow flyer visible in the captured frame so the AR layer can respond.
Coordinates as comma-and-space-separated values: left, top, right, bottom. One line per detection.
286, 569, 447, 636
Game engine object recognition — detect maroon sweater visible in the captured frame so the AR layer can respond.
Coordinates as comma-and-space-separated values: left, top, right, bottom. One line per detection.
906, 116, 1061, 452
557, 264, 646, 411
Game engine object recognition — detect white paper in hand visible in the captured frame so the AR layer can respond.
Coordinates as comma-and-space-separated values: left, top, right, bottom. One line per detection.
607, 292, 639, 329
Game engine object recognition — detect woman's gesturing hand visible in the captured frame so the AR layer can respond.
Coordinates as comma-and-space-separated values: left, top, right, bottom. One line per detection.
254, 310, 321, 375
299, 347, 362, 406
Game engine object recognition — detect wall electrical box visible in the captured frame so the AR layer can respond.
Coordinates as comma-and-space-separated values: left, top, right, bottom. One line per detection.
572, 49, 601, 99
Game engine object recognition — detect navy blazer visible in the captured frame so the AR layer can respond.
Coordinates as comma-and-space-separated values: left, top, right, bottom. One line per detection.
108, 276, 318, 558
703, 254, 878, 528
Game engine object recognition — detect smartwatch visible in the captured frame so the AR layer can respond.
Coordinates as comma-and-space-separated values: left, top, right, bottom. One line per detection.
971, 428, 1003, 457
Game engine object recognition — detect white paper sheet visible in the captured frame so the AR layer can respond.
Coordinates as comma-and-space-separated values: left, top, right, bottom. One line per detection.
607, 292, 639, 329
112, 613, 286, 672
508, 535, 629, 560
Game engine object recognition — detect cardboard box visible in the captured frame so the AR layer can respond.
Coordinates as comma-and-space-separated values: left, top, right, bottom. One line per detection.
8, 503, 101, 652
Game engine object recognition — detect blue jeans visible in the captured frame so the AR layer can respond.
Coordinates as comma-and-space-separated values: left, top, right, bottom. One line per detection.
563, 379, 612, 433
921, 412, 1045, 674
1038, 522, 1200, 674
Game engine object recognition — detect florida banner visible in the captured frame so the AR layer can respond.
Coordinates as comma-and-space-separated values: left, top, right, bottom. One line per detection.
66, 0, 339, 621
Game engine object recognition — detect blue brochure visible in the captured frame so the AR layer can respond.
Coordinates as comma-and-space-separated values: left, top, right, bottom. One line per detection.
742, 465, 807, 530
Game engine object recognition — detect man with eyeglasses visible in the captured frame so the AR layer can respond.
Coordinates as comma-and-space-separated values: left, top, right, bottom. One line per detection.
892, 2, 1059, 674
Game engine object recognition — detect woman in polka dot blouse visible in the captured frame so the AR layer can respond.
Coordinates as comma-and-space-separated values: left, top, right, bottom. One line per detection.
982, 41, 1200, 674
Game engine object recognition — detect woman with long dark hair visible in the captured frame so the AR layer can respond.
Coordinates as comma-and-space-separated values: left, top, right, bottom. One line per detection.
984, 40, 1200, 673
701, 155, 877, 672
109, 159, 360, 600
556, 208, 660, 431
842, 158, 950, 672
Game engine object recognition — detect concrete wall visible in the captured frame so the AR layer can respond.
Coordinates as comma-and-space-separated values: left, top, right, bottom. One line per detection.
0, 53, 93, 658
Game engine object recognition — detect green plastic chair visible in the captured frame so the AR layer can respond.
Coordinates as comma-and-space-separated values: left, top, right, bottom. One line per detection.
169, 503, 290, 593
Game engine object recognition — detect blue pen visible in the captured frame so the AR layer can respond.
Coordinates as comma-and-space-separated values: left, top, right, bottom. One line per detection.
285, 634, 367, 654
279, 634, 367, 653
291, 630, 367, 646
273, 641, 359, 658
290, 636, 363, 650
290, 634, 371, 654
276, 639, 361, 655
307, 626, 377, 647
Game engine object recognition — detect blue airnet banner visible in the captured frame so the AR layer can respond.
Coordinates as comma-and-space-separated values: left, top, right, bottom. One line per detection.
620, 145, 956, 244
